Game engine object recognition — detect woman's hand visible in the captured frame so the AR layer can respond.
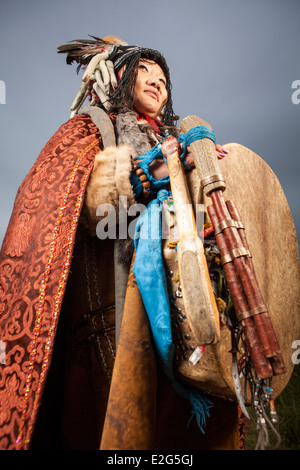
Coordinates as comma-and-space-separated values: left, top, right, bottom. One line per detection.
149, 158, 169, 180
148, 143, 229, 180
184, 146, 194, 168
183, 143, 229, 167
216, 144, 229, 159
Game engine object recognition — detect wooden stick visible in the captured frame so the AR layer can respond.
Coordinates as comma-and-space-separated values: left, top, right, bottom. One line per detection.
207, 204, 273, 379
210, 190, 286, 374
161, 136, 220, 345
211, 192, 276, 353
225, 200, 253, 267
225, 200, 287, 375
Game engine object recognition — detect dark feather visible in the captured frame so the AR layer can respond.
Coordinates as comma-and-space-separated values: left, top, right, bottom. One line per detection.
57, 36, 125, 67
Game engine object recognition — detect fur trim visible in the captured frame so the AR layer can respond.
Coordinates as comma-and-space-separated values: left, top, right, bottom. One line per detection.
115, 144, 135, 211
115, 109, 151, 158
85, 146, 117, 226
83, 144, 135, 235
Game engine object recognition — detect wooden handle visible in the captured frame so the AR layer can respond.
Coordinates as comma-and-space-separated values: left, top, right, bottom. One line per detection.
180, 115, 226, 195
161, 136, 220, 345
162, 136, 196, 239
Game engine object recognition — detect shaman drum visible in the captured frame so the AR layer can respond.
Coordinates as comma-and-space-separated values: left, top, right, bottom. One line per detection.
163, 143, 300, 403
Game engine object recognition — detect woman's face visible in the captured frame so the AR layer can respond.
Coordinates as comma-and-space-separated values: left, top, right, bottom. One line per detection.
132, 59, 168, 118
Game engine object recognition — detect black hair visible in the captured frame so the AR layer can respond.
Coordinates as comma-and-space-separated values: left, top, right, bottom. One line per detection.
57, 37, 176, 125
108, 46, 175, 126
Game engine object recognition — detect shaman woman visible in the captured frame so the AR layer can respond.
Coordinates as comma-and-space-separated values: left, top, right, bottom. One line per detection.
0, 36, 256, 451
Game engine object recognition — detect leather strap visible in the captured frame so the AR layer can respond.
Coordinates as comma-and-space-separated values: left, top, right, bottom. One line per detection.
79, 106, 116, 147
79, 106, 128, 348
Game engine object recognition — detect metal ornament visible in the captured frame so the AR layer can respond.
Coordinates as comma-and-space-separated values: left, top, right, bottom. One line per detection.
232, 354, 250, 419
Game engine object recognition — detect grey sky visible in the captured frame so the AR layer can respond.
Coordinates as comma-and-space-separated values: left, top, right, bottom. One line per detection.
0, 0, 299, 246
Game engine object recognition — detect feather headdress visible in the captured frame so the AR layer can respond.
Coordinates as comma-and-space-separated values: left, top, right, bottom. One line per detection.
57, 35, 128, 70
57, 35, 175, 125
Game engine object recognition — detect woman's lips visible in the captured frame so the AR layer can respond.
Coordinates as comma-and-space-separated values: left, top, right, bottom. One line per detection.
144, 89, 158, 101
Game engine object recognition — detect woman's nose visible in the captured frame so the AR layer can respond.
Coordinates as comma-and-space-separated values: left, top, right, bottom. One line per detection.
147, 76, 160, 89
